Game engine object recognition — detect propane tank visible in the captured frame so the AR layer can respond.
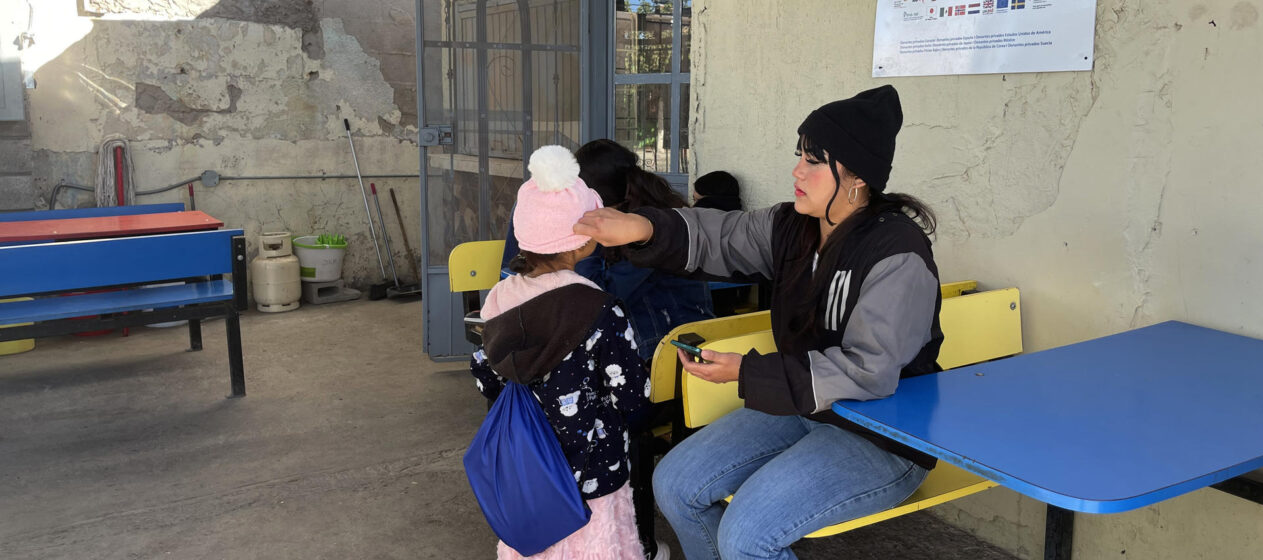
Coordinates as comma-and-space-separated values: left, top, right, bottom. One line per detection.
250, 232, 302, 313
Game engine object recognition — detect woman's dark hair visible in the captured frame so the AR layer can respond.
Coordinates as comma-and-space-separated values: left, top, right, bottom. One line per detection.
796, 134, 935, 234
575, 139, 686, 211
509, 250, 565, 275
575, 139, 686, 261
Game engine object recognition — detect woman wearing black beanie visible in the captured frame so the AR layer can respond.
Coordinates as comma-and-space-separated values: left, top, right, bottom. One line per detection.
691, 170, 743, 211
575, 85, 941, 559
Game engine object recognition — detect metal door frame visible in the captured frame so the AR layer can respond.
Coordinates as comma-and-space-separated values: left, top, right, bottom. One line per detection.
416, 0, 609, 359
609, 0, 690, 193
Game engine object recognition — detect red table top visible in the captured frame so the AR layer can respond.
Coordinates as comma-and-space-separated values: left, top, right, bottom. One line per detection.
0, 211, 225, 243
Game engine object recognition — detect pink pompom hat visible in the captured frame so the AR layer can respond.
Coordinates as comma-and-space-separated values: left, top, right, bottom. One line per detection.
513, 145, 604, 254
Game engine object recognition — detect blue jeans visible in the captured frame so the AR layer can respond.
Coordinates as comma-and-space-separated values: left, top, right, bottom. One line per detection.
653, 408, 928, 559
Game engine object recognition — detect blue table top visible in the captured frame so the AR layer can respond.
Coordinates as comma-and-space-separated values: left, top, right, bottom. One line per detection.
832, 321, 1263, 513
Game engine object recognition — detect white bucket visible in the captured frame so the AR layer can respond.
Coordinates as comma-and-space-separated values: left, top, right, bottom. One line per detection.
292, 235, 347, 282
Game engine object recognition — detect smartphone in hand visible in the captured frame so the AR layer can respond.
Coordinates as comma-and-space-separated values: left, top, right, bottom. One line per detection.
670, 339, 710, 363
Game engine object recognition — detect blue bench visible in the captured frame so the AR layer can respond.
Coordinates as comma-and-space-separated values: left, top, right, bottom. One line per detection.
0, 228, 249, 397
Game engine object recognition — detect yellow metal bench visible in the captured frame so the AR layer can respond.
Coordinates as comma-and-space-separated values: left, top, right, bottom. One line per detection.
670, 284, 1022, 538
938, 279, 978, 299
448, 240, 506, 345
648, 311, 772, 404
448, 240, 506, 293
647, 282, 1006, 408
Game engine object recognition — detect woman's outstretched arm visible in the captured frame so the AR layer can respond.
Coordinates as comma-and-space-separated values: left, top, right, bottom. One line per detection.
575, 205, 778, 281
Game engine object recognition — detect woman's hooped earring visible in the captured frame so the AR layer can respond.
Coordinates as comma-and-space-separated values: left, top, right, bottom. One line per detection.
847, 187, 860, 205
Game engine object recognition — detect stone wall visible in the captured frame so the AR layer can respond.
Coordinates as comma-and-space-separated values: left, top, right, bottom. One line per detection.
8, 0, 422, 290
692, 1, 1263, 558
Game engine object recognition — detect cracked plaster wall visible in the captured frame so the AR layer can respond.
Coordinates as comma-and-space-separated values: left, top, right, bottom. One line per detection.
693, 1, 1263, 558
22, 0, 421, 291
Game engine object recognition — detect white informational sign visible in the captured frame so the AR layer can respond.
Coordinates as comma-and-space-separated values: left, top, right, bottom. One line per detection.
872, 0, 1096, 77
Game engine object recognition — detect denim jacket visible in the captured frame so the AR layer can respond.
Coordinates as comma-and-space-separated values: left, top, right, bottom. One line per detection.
501, 217, 714, 360
601, 259, 714, 360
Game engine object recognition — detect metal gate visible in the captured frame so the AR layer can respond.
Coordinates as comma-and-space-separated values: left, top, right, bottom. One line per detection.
415, 0, 596, 359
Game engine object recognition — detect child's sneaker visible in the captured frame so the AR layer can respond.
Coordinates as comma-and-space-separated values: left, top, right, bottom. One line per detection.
644, 539, 670, 560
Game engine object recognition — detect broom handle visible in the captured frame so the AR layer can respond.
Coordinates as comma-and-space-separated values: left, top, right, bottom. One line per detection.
389, 187, 423, 282
345, 119, 387, 278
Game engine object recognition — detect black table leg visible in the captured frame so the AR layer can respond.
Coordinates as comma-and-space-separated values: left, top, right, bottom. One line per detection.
188, 319, 202, 351
226, 305, 245, 398
1211, 476, 1263, 505
1044, 505, 1074, 560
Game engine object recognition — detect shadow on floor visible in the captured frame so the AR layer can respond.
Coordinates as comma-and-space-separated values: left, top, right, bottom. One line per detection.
0, 299, 1016, 560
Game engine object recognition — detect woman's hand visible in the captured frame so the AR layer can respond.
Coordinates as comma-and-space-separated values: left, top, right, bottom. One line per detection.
678, 349, 742, 384
573, 208, 654, 247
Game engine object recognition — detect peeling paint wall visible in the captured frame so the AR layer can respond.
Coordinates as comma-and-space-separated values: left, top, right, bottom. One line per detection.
85, 1, 218, 18
694, 0, 1263, 558
16, 0, 421, 291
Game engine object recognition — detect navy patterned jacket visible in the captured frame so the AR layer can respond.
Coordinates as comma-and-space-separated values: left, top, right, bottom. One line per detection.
471, 283, 650, 500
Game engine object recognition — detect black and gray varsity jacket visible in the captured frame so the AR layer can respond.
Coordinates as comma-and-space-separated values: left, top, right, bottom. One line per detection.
627, 203, 943, 469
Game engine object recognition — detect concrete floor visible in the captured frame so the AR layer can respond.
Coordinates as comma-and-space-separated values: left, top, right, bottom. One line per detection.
0, 300, 1018, 560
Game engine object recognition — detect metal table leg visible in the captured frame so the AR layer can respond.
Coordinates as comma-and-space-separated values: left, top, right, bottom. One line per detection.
1044, 505, 1074, 560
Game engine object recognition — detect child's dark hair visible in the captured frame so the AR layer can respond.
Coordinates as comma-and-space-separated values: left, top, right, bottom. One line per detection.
509, 250, 565, 275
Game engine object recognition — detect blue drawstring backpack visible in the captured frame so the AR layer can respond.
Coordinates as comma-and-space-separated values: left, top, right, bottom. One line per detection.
463, 381, 591, 556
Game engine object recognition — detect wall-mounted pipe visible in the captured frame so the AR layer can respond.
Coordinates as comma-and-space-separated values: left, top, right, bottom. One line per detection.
218, 173, 417, 181
51, 171, 419, 209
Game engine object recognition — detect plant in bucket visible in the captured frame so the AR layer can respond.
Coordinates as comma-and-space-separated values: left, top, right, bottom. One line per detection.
292, 234, 348, 283
292, 234, 361, 305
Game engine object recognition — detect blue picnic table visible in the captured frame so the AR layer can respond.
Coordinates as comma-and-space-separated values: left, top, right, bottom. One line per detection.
832, 321, 1263, 558
0, 204, 248, 397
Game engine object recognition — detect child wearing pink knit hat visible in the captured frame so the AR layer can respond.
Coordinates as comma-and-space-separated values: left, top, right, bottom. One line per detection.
468, 145, 650, 559
510, 145, 605, 255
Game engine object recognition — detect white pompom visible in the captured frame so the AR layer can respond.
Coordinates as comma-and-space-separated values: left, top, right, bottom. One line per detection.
528, 145, 580, 193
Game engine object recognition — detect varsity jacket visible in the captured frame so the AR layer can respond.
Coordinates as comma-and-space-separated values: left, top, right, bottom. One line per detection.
627, 203, 943, 469
470, 271, 652, 499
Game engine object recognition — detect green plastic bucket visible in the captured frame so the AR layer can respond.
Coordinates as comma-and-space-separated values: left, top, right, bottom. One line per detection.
292, 234, 347, 282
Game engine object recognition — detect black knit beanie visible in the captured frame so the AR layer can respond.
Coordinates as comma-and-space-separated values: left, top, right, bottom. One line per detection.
796, 85, 903, 193
693, 170, 739, 197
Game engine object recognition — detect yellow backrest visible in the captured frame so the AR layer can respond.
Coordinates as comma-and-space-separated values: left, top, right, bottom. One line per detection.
648, 311, 771, 403
940, 280, 978, 299
448, 240, 506, 293
654, 282, 977, 404
937, 287, 1022, 370
680, 286, 1022, 428
684, 330, 775, 427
